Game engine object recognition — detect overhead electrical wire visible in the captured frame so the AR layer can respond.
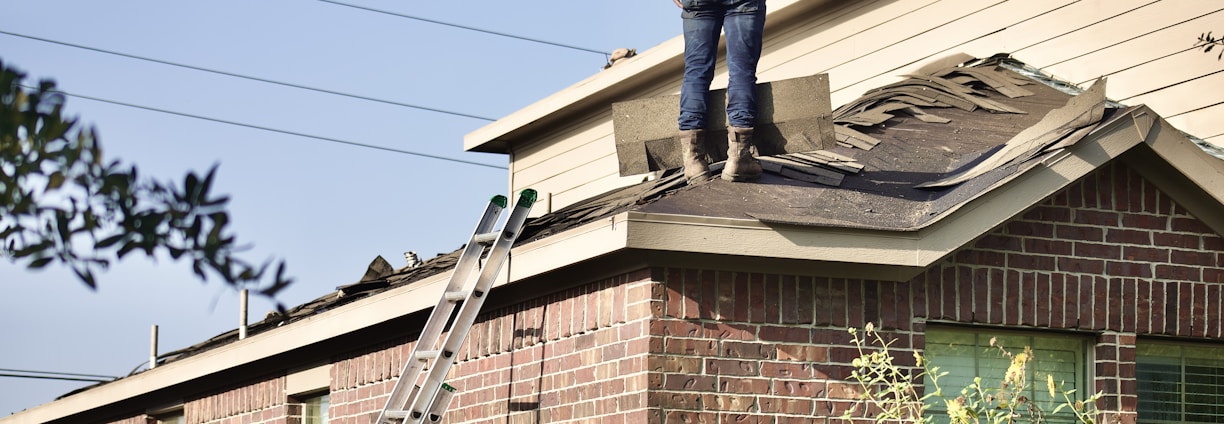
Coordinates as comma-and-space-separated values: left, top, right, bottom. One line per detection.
0, 30, 496, 122
0, 368, 117, 383
23, 85, 509, 170
317, 0, 612, 58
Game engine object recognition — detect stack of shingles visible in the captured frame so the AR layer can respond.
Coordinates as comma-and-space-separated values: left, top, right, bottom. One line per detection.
830, 54, 1035, 151
756, 55, 1037, 188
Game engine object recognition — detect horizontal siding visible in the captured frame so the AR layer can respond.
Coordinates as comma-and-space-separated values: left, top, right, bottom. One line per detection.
1106, 49, 1224, 101
551, 171, 648, 211
512, 0, 1220, 213
1167, 103, 1224, 140
823, 0, 1087, 105
1044, 8, 1224, 86
1125, 70, 1224, 118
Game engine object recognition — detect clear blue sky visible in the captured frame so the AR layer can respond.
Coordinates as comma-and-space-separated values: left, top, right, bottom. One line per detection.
0, 0, 678, 415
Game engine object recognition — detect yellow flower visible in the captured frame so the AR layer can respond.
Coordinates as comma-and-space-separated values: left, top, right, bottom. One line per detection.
1047, 374, 1056, 399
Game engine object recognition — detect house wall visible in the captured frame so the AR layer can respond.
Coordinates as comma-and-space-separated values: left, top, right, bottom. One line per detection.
100, 161, 1222, 423
510, 0, 1224, 215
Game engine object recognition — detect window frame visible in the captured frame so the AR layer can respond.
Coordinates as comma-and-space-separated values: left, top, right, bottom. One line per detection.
1137, 340, 1224, 424
922, 326, 1092, 423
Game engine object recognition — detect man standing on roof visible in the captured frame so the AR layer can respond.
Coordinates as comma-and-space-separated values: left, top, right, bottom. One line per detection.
674, 0, 766, 183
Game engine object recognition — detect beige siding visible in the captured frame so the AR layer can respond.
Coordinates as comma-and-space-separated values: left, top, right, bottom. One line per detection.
508, 0, 1222, 212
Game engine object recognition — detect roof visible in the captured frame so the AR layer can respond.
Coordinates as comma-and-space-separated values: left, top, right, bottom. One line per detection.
22, 54, 1224, 423
152, 54, 1224, 363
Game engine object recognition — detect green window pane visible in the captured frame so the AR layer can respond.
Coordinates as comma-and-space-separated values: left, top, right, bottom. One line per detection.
1138, 342, 1224, 423
924, 328, 1086, 424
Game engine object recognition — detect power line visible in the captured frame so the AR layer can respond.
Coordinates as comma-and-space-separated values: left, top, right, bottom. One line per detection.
318, 0, 611, 57
0, 30, 497, 122
24, 85, 508, 170
0, 368, 117, 383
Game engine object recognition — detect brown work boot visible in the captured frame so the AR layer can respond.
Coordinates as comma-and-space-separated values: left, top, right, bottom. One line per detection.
678, 129, 711, 182
721, 126, 762, 182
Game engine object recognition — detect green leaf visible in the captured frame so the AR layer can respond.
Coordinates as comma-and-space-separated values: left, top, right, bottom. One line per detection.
28, 256, 54, 269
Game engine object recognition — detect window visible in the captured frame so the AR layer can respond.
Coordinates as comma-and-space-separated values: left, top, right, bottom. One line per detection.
923, 328, 1089, 424
302, 392, 329, 424
1137, 342, 1224, 423
156, 412, 183, 424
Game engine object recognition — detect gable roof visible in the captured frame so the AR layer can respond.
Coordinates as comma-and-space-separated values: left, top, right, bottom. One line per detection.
12, 53, 1224, 424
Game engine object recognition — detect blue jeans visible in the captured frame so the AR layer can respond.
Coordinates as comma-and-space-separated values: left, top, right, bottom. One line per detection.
677, 0, 766, 131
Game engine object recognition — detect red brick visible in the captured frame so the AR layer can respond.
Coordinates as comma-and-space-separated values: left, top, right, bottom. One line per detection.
717, 271, 735, 321
760, 361, 813, 379
1106, 228, 1152, 245
706, 359, 759, 376
1022, 205, 1072, 222
733, 272, 751, 322
1057, 225, 1104, 242
758, 397, 814, 414
722, 341, 776, 360
1008, 221, 1055, 238
1171, 250, 1216, 267
718, 377, 770, 394
797, 276, 815, 325
827, 279, 847, 325
1155, 265, 1200, 281
749, 273, 767, 323
1025, 238, 1073, 255
772, 379, 823, 397
759, 325, 810, 343
957, 267, 974, 322
1154, 233, 1200, 249
663, 337, 718, 356
764, 274, 781, 324
1074, 210, 1120, 227
781, 275, 799, 324
1122, 214, 1167, 230
975, 234, 1022, 251
1009, 253, 1056, 271
957, 250, 1006, 267
1059, 257, 1105, 274
1075, 242, 1122, 260
989, 269, 1004, 324
700, 270, 717, 320
1171, 216, 1213, 233
662, 373, 717, 391
683, 269, 702, 320
1107, 261, 1153, 279
1164, 282, 1180, 335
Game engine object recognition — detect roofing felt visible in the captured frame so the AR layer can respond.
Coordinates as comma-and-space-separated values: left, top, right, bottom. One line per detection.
637, 55, 1115, 230
68, 54, 1215, 396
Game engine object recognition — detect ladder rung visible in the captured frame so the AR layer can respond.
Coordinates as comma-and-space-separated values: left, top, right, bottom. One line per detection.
415, 350, 440, 360
384, 410, 410, 419
473, 232, 498, 245
444, 290, 469, 302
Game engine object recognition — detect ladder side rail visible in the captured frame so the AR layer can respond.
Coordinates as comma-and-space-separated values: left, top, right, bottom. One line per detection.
406, 190, 536, 421
375, 196, 507, 424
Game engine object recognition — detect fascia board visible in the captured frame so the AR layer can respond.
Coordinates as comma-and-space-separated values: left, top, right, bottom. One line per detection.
463, 0, 808, 153
1124, 112, 1224, 234
503, 212, 631, 283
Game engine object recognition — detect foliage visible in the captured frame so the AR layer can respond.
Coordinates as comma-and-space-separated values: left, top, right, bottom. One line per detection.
0, 59, 291, 298
843, 324, 1103, 424
1196, 32, 1224, 60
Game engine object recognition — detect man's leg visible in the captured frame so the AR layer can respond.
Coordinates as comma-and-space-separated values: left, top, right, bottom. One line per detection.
720, 0, 766, 181
722, 0, 765, 128
678, 5, 723, 131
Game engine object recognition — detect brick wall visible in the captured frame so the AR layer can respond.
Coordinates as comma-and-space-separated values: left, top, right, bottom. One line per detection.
184, 376, 288, 424
321, 270, 658, 424
644, 163, 1223, 423
111, 163, 1221, 424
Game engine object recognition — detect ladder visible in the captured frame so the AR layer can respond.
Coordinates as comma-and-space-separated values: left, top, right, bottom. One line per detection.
376, 189, 537, 424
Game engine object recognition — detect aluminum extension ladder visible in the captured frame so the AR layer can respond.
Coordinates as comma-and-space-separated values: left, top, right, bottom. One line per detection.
376, 189, 537, 423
